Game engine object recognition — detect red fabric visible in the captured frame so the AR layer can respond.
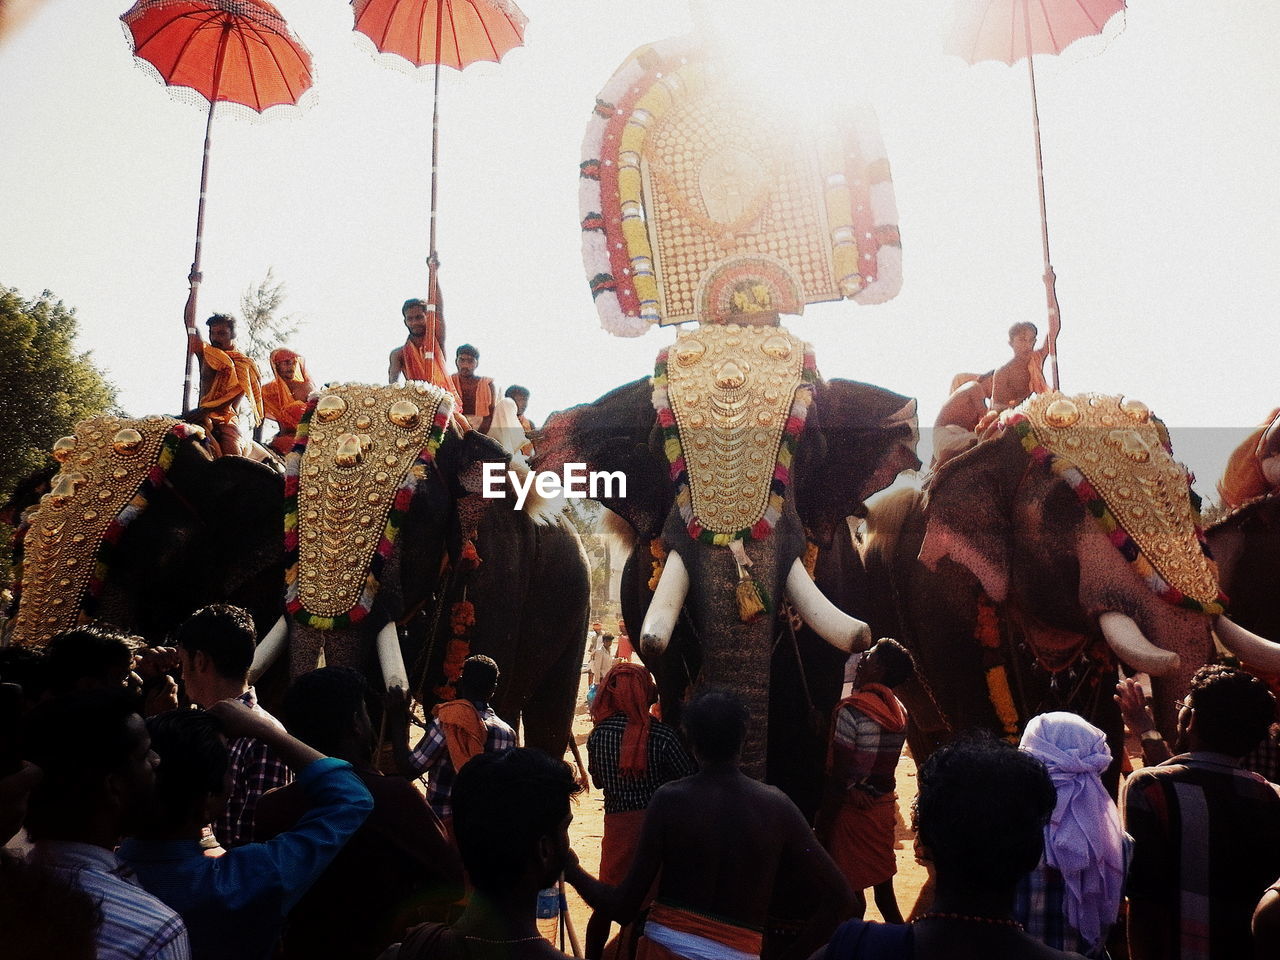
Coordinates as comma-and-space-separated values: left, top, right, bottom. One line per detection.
590, 663, 656, 778
839, 684, 907, 734
121, 0, 312, 112
600, 809, 647, 886
351, 0, 528, 71
946, 0, 1126, 66
641, 903, 762, 956
827, 794, 899, 890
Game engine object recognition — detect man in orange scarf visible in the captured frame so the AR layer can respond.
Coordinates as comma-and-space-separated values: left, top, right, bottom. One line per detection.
261, 348, 315, 456
388, 293, 468, 432
817, 639, 917, 925
450, 344, 497, 435
1218, 407, 1280, 509
187, 314, 263, 458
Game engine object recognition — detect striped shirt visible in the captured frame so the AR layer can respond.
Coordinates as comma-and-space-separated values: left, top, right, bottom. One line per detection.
1123, 751, 1280, 960
587, 716, 697, 814
214, 687, 292, 848
407, 700, 515, 821
829, 703, 906, 798
1013, 836, 1132, 958
33, 840, 190, 960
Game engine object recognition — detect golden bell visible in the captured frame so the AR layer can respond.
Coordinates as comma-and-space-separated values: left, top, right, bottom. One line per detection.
52, 436, 77, 462
388, 400, 420, 429
315, 394, 348, 423
675, 339, 706, 367
333, 433, 366, 468
49, 471, 87, 505
112, 428, 144, 456
714, 360, 748, 390
1120, 398, 1151, 423
760, 335, 792, 360
1044, 398, 1081, 429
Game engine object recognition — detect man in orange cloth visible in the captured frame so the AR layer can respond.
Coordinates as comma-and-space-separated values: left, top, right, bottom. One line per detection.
1218, 408, 1280, 509
261, 347, 315, 456
187, 313, 263, 458
567, 689, 851, 960
389, 293, 468, 432
585, 662, 696, 959
817, 638, 917, 925
450, 344, 497, 435
991, 317, 1058, 411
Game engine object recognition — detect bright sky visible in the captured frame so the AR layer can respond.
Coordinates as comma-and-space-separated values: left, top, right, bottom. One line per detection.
1, 0, 1276, 502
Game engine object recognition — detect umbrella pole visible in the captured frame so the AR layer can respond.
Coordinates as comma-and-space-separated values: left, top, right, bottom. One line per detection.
426, 11, 444, 308
1023, 0, 1061, 390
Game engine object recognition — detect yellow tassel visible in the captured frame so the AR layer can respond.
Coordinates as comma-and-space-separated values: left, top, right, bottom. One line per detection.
736, 576, 767, 623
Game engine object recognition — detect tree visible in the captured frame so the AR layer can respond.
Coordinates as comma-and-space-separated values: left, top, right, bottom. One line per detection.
0, 285, 118, 584
238, 267, 301, 367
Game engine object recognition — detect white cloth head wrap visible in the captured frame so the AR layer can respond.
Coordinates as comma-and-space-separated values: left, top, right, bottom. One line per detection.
1019, 711, 1125, 951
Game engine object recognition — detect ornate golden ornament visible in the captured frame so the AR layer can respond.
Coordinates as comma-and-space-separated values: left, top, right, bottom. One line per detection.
1120, 397, 1151, 423
12, 416, 184, 647
52, 436, 77, 463
1044, 398, 1081, 429
295, 384, 448, 619
666, 324, 806, 534
1021, 392, 1219, 607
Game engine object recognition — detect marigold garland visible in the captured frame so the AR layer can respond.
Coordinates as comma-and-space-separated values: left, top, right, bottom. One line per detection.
435, 600, 476, 701
1007, 415, 1226, 615
975, 593, 1019, 742
647, 538, 667, 592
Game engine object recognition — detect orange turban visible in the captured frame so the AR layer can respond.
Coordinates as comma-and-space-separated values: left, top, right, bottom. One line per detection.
590, 662, 657, 778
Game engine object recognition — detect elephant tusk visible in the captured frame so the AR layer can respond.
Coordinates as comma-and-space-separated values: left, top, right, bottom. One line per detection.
640, 550, 689, 656
1098, 612, 1180, 677
248, 615, 289, 684
784, 559, 873, 654
377, 621, 410, 693
1214, 616, 1280, 675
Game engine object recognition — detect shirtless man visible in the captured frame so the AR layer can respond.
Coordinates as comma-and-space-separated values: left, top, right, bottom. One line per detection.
450, 345, 497, 435
931, 371, 995, 468
567, 688, 852, 960
991, 316, 1059, 411
388, 298, 447, 386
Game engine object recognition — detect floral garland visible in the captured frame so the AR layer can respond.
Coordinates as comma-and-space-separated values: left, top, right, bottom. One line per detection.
647, 538, 667, 592
1008, 415, 1226, 615
434, 599, 475, 701
9, 422, 198, 627
975, 593, 1019, 742
652, 345, 818, 546
283, 398, 451, 630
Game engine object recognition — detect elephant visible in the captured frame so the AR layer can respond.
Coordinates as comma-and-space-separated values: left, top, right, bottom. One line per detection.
6, 415, 284, 648
1206, 493, 1280, 648
250, 383, 590, 754
859, 392, 1280, 781
535, 327, 918, 800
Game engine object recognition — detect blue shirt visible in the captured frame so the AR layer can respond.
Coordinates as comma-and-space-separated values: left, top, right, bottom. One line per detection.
119, 757, 373, 960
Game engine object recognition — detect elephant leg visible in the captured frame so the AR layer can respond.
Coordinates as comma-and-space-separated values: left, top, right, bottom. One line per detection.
515, 630, 586, 756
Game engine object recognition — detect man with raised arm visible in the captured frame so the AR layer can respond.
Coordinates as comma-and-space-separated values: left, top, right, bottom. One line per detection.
567, 688, 852, 960
186, 313, 263, 458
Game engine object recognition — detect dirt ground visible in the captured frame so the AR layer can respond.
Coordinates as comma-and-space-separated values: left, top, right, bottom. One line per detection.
551, 672, 930, 954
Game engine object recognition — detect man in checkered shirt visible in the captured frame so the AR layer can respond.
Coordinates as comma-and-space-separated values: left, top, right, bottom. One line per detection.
176, 604, 291, 849
391, 655, 515, 827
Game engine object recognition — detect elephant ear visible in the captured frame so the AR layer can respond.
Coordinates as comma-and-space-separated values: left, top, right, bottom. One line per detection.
535, 377, 670, 539
793, 379, 920, 547
918, 428, 1029, 603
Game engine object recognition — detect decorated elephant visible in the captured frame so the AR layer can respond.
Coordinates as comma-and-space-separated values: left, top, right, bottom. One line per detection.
6, 415, 284, 647
860, 392, 1280, 777
1206, 492, 1280, 649
249, 383, 590, 753
536, 323, 918, 796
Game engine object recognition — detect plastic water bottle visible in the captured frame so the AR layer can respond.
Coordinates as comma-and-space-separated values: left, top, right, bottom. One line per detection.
536, 886, 560, 944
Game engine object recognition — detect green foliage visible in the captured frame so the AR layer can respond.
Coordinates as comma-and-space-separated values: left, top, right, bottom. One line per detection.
239, 267, 301, 367
0, 285, 118, 585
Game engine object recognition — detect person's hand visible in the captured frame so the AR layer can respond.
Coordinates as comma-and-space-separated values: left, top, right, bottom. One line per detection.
1114, 677, 1157, 736
134, 646, 180, 681
143, 674, 180, 717
207, 698, 272, 740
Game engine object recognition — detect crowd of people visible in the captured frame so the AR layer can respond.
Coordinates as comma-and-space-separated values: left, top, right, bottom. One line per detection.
3, 600, 1280, 960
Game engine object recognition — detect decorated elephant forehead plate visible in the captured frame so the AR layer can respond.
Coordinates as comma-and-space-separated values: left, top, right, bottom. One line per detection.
13, 415, 194, 647
656, 324, 812, 539
1016, 392, 1221, 609
289, 383, 451, 624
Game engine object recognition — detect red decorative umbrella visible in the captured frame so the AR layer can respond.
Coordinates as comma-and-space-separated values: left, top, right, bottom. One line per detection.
350, 0, 527, 317
120, 0, 314, 409
946, 0, 1127, 389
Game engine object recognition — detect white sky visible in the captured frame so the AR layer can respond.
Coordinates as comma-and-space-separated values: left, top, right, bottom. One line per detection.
1, 0, 1276, 502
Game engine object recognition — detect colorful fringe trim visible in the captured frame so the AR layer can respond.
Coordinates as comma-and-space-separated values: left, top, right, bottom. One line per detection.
1008, 414, 1226, 616
283, 397, 450, 631
652, 345, 818, 546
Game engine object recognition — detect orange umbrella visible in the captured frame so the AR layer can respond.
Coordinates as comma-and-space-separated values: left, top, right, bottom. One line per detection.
350, 0, 527, 323
947, 0, 1127, 389
121, 0, 314, 409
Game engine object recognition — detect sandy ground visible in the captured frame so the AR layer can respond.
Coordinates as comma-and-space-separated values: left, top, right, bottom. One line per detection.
549, 671, 930, 954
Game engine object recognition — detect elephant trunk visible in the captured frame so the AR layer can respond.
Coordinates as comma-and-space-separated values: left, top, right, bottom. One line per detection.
248, 615, 290, 684
377, 621, 409, 693
1098, 612, 1181, 676
1214, 616, 1280, 674
784, 559, 872, 653
640, 550, 689, 657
